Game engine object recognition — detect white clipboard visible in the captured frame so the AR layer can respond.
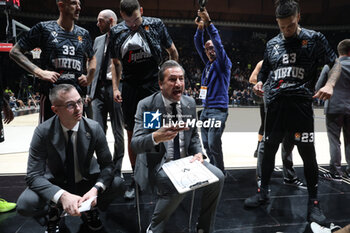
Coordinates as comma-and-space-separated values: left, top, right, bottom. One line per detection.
60, 196, 97, 217
162, 156, 219, 194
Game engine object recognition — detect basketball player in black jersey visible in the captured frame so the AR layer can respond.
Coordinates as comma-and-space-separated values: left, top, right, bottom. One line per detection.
109, 0, 178, 199
10, 0, 96, 123
244, 0, 341, 225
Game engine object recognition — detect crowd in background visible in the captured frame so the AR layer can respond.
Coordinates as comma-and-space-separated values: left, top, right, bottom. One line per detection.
167, 25, 336, 107
3, 25, 348, 110
3, 86, 40, 111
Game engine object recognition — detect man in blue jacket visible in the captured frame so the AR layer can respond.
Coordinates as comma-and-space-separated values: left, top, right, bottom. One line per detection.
194, 8, 232, 172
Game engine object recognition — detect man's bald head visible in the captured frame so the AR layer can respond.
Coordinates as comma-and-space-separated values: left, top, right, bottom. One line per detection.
99, 9, 118, 24
97, 9, 118, 34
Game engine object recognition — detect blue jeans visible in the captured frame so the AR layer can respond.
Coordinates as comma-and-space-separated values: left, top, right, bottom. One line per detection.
200, 108, 228, 172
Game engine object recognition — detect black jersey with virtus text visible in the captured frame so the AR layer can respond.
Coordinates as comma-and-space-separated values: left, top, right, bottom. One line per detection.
109, 17, 173, 86
18, 21, 94, 93
258, 28, 337, 104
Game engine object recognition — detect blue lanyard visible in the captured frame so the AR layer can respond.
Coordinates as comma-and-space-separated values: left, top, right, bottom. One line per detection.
203, 63, 213, 86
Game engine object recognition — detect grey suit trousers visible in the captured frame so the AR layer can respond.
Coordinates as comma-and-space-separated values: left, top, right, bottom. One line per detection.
16, 175, 125, 219
92, 83, 125, 172
326, 113, 350, 175
150, 161, 224, 233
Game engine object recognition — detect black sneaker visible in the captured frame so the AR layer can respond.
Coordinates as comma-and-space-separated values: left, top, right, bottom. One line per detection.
307, 200, 326, 225
81, 209, 103, 231
344, 170, 350, 178
45, 222, 60, 233
45, 207, 61, 233
320, 172, 342, 182
244, 188, 269, 208
283, 178, 307, 190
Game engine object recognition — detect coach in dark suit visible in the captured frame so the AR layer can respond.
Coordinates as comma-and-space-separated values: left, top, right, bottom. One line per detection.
16, 84, 124, 232
90, 9, 124, 173
131, 60, 224, 233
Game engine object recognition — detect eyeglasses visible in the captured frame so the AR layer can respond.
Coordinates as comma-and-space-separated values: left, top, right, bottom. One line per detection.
205, 46, 215, 51
56, 98, 84, 110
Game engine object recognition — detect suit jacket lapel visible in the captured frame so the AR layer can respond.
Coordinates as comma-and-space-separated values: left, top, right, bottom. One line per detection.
181, 97, 191, 122
51, 116, 66, 165
76, 119, 91, 174
153, 93, 169, 152
154, 92, 165, 115
97, 34, 107, 67
181, 97, 192, 155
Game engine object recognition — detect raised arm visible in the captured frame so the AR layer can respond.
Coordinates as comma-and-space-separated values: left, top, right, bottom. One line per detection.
199, 8, 231, 69
194, 16, 208, 64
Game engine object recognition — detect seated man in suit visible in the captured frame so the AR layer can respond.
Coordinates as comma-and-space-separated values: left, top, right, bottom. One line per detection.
16, 84, 124, 233
131, 60, 225, 233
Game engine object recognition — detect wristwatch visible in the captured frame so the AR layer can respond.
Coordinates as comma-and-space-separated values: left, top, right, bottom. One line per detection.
93, 184, 103, 194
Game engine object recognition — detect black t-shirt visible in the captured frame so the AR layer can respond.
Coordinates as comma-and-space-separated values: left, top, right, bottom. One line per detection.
18, 21, 94, 94
109, 17, 173, 86
119, 30, 158, 85
258, 28, 337, 104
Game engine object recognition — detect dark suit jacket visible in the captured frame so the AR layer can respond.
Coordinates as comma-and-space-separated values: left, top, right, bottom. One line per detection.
25, 116, 115, 202
131, 92, 202, 191
90, 34, 108, 100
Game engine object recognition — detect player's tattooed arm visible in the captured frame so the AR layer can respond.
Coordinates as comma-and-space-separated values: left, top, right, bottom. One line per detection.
9, 44, 38, 73
326, 58, 341, 87
9, 44, 60, 83
313, 58, 341, 100
111, 58, 122, 103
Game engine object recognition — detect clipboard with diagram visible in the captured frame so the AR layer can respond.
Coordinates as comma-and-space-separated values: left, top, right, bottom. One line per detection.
162, 156, 219, 194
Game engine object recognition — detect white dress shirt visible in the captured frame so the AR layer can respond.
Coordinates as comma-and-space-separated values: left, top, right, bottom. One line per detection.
52, 122, 105, 203
104, 34, 112, 81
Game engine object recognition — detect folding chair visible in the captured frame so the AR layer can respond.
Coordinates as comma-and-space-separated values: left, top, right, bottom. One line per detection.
135, 185, 196, 233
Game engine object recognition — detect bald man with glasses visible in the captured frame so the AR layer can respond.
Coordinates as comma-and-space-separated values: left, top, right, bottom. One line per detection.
16, 84, 124, 233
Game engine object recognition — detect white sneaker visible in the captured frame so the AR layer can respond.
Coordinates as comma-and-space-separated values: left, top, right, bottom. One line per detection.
310, 222, 331, 233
